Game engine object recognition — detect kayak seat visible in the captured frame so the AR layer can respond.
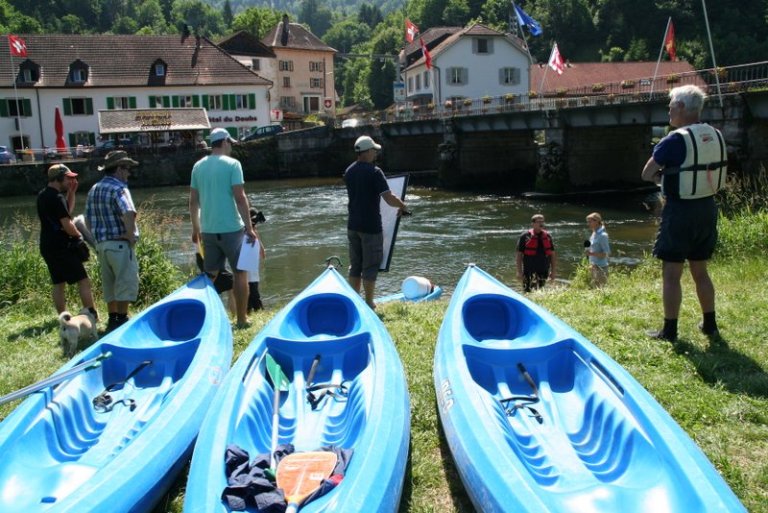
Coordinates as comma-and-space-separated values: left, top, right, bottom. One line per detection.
464, 341, 664, 489
126, 299, 206, 347
278, 293, 361, 339
462, 294, 556, 347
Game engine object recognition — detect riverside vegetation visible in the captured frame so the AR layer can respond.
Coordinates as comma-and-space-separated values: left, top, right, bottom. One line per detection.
0, 176, 766, 512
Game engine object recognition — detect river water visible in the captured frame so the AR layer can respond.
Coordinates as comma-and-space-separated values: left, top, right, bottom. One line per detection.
0, 177, 659, 305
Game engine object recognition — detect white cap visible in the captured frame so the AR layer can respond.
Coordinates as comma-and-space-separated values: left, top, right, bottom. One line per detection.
208, 128, 237, 144
354, 135, 381, 152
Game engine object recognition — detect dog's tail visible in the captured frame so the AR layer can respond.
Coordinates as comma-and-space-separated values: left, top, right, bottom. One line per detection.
59, 311, 72, 322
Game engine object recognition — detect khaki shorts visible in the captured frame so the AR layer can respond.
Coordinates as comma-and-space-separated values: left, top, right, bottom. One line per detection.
202, 230, 244, 274
347, 230, 383, 281
96, 240, 139, 302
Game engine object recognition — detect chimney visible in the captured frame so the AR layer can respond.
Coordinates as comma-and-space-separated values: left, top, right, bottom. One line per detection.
281, 14, 290, 46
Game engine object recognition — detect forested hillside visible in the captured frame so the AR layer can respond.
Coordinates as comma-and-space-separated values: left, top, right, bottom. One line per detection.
2, 0, 765, 109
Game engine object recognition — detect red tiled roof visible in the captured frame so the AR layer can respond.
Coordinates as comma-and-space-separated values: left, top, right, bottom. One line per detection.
0, 34, 271, 88
261, 22, 336, 53
531, 61, 698, 93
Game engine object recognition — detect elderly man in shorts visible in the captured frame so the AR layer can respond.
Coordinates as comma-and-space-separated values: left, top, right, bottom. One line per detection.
85, 151, 140, 333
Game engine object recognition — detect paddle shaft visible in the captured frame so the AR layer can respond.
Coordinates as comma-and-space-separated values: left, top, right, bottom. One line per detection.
0, 352, 111, 406
270, 381, 280, 469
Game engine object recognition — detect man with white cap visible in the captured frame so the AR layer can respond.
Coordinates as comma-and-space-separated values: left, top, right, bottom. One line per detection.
189, 127, 259, 327
37, 164, 97, 317
86, 150, 140, 332
344, 135, 407, 309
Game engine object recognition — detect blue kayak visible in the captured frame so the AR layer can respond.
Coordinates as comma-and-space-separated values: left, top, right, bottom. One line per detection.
185, 266, 410, 513
434, 265, 746, 513
0, 275, 233, 513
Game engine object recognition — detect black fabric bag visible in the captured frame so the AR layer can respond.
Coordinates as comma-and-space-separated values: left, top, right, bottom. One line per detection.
68, 237, 90, 262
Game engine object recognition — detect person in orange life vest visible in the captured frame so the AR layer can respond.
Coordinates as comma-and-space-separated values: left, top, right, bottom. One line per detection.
516, 214, 557, 292
641, 85, 725, 342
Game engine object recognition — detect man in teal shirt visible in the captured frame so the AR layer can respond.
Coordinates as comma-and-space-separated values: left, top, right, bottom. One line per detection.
189, 128, 258, 327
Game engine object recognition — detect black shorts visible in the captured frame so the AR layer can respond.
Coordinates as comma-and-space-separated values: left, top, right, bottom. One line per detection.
41, 246, 88, 285
654, 197, 718, 262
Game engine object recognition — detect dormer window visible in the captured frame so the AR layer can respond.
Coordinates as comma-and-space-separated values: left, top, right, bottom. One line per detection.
17, 61, 40, 84
67, 60, 89, 84
155, 63, 166, 76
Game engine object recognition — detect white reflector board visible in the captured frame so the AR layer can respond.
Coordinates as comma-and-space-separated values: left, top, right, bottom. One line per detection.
379, 174, 409, 272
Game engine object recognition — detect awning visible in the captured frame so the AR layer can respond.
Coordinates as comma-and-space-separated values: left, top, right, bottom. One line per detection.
97, 108, 211, 134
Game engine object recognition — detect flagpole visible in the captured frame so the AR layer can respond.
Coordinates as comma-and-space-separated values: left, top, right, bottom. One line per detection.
700, 0, 723, 107
650, 17, 671, 97
538, 43, 553, 95
8, 54, 25, 151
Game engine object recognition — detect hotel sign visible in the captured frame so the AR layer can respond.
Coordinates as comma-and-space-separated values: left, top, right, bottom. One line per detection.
135, 111, 173, 130
98, 108, 211, 134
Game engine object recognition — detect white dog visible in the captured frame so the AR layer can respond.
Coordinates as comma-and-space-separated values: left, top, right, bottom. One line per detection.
59, 308, 98, 357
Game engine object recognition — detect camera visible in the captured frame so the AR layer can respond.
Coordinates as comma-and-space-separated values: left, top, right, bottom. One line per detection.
583, 240, 591, 248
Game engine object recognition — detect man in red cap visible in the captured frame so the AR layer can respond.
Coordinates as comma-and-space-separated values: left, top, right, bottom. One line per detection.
36, 164, 97, 317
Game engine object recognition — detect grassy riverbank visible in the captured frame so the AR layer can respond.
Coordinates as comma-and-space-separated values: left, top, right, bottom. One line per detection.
1, 209, 766, 512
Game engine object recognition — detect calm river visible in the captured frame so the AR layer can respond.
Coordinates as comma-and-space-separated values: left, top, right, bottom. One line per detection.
0, 177, 659, 305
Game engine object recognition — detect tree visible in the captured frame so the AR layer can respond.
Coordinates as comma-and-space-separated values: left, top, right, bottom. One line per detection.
232, 7, 283, 39
443, 0, 470, 26
324, 18, 371, 53
223, 0, 233, 29
357, 3, 383, 29
136, 0, 168, 34
170, 0, 226, 38
60, 14, 85, 34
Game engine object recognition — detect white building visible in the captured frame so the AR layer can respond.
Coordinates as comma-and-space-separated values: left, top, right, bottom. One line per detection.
403, 24, 530, 108
0, 34, 272, 153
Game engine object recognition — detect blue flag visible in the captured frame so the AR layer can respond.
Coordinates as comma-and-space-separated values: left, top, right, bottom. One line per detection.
514, 4, 542, 37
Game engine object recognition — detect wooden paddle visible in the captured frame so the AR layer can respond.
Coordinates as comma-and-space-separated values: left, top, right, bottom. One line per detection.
277, 451, 337, 513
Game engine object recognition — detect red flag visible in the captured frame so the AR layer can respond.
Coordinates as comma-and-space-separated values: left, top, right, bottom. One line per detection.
548, 43, 564, 75
405, 19, 419, 43
664, 20, 676, 61
8, 35, 27, 58
419, 37, 432, 70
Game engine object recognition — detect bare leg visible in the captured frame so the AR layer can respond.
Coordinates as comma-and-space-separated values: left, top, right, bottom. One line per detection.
348, 276, 362, 293
233, 269, 249, 325
662, 261, 684, 319
115, 301, 130, 315
689, 260, 715, 313
77, 278, 95, 310
363, 279, 376, 309
53, 283, 66, 313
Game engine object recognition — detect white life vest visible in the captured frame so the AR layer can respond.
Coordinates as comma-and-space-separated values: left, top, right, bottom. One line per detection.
661, 124, 727, 200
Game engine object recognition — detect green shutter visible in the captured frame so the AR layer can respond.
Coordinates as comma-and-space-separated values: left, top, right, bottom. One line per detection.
149, 96, 156, 108
222, 95, 229, 110
163, 96, 170, 108
23, 99, 31, 116
172, 96, 179, 107
202, 95, 209, 109
107, 97, 114, 110
229, 94, 236, 110
69, 134, 76, 147
192, 95, 200, 107
89, 133, 96, 145
86, 98, 93, 115
64, 99, 72, 115
129, 97, 137, 108
227, 127, 237, 139
0, 100, 7, 117
248, 93, 256, 109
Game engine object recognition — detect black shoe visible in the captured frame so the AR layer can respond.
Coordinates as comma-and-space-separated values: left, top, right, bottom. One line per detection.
698, 322, 721, 339
105, 316, 128, 334
646, 329, 677, 342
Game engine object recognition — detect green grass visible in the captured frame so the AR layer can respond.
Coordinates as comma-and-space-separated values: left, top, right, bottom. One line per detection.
1, 208, 767, 512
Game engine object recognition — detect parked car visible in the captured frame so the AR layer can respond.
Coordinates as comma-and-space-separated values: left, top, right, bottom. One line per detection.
241, 125, 283, 142
0, 146, 16, 164
92, 138, 134, 156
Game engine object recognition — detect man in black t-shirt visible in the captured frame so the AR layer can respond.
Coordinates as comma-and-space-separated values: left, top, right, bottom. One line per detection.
343, 136, 407, 309
37, 164, 96, 316
516, 214, 557, 292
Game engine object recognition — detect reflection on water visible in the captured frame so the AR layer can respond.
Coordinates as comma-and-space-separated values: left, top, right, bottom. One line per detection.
0, 178, 659, 305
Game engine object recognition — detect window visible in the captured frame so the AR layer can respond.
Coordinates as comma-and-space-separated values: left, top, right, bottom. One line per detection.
113, 97, 130, 109
63, 97, 94, 116
208, 95, 223, 110
283, 77, 291, 88
251, 59, 260, 71
279, 60, 294, 72
303, 96, 320, 113
70, 68, 86, 83
309, 61, 323, 72
474, 38, 493, 54
408, 76, 414, 93
415, 74, 421, 91
280, 96, 296, 109
310, 78, 322, 89
235, 94, 247, 109
155, 63, 165, 76
179, 95, 194, 107
1, 98, 32, 117
447, 67, 468, 85
18, 62, 39, 84
500, 67, 521, 85
424, 71, 430, 88
22, 69, 33, 82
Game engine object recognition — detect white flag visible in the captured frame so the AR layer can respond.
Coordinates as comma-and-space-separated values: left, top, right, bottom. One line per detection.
548, 43, 565, 75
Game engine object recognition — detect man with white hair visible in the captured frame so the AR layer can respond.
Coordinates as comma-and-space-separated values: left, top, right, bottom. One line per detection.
642, 85, 727, 342
344, 135, 408, 309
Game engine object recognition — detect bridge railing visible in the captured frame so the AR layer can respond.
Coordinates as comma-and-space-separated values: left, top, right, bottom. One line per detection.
380, 61, 768, 123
